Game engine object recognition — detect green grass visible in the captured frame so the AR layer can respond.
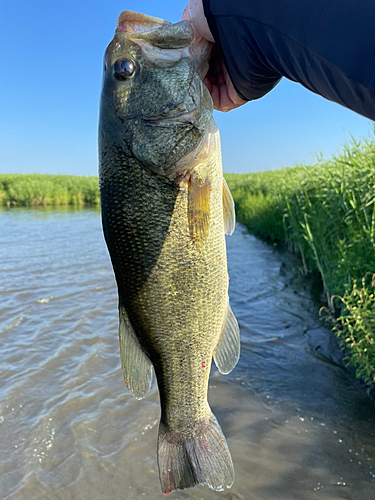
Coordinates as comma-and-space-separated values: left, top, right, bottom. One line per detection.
225, 129, 375, 386
0, 174, 100, 206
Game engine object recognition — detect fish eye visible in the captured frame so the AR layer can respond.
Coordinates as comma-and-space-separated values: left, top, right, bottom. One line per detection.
113, 58, 136, 80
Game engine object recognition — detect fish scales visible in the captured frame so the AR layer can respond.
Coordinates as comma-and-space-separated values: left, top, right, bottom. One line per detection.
99, 10, 240, 494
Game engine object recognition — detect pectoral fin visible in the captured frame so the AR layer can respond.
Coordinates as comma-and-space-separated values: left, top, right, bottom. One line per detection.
213, 302, 240, 374
222, 178, 236, 235
119, 306, 153, 400
188, 173, 211, 243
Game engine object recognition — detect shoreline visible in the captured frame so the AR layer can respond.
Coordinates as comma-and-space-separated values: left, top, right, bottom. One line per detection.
225, 131, 375, 389
3, 132, 375, 390
0, 173, 100, 207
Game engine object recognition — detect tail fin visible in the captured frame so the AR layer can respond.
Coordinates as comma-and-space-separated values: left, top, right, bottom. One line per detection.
157, 411, 234, 494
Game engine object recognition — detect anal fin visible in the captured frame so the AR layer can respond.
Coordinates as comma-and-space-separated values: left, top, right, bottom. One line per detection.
222, 178, 236, 235
119, 306, 153, 400
213, 301, 240, 374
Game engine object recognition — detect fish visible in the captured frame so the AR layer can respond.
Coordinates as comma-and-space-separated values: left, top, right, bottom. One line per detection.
98, 10, 240, 495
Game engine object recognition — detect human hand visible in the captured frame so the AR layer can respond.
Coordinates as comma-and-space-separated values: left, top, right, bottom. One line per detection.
182, 0, 247, 112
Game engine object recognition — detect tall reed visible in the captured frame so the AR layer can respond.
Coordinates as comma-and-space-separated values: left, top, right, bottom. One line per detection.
225, 129, 375, 385
0, 174, 100, 206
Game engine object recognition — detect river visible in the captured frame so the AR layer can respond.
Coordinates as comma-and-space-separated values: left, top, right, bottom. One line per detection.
1, 207, 374, 500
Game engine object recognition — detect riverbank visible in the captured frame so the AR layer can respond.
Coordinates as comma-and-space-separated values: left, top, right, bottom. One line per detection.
0, 174, 99, 206
3, 133, 375, 386
225, 131, 375, 386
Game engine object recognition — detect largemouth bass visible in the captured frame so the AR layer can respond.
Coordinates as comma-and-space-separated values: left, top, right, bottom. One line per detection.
98, 10, 240, 494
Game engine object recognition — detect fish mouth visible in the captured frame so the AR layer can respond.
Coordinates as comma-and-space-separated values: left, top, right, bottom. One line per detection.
143, 106, 199, 125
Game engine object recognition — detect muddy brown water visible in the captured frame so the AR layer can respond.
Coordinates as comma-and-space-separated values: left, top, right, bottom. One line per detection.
1, 207, 374, 500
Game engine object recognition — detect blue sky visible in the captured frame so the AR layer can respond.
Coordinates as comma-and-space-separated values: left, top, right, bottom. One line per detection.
0, 0, 372, 176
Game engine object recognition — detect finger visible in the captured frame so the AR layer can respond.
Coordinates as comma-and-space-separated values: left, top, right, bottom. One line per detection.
204, 47, 247, 111
215, 64, 227, 88
202, 75, 212, 94
217, 83, 235, 112
223, 64, 247, 107
204, 66, 233, 111
181, 5, 190, 22
208, 48, 223, 77
216, 77, 246, 112
210, 83, 221, 110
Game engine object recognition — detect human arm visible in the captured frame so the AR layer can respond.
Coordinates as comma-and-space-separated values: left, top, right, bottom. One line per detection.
182, 0, 247, 112
183, 0, 375, 121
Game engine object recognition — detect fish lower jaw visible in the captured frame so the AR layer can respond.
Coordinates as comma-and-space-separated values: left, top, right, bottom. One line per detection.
143, 106, 199, 124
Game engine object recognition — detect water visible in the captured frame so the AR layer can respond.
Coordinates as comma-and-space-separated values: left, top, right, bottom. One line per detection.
1, 207, 374, 500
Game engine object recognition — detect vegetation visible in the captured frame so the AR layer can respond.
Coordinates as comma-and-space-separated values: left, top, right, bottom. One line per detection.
3, 133, 375, 385
0, 174, 100, 206
332, 275, 375, 384
225, 130, 375, 385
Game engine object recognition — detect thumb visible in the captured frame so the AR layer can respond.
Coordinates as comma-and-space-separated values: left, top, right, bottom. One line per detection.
181, 0, 215, 43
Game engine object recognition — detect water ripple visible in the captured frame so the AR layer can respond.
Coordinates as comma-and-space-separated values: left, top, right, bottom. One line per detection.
0, 207, 374, 500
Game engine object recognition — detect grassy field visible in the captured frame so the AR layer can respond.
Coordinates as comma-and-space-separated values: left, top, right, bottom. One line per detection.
0, 174, 100, 206
225, 131, 375, 385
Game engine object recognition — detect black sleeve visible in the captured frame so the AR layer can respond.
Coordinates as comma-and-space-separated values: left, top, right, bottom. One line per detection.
202, 0, 375, 120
